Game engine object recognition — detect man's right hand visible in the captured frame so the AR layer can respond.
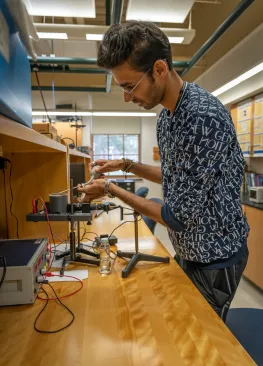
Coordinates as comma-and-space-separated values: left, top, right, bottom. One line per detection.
91, 159, 125, 175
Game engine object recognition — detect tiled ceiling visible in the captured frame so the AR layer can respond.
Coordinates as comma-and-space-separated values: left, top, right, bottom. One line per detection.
31, 0, 263, 89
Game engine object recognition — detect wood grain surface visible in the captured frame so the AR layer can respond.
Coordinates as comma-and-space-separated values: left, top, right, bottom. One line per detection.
0, 205, 255, 366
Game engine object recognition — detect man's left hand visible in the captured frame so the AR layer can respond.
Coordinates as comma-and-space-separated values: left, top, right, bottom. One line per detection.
77, 179, 106, 202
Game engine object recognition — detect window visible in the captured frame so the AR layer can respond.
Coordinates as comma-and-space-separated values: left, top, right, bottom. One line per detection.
92, 134, 140, 176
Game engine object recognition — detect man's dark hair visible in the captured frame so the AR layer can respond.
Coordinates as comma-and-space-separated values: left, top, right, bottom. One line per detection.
97, 20, 173, 73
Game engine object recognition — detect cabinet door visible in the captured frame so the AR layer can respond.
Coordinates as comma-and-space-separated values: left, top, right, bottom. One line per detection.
244, 206, 263, 289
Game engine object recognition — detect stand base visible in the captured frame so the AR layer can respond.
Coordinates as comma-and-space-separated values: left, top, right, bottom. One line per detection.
55, 248, 100, 275
117, 250, 170, 278
55, 247, 99, 260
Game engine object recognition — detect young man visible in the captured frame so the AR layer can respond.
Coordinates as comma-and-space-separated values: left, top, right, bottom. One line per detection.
78, 21, 249, 322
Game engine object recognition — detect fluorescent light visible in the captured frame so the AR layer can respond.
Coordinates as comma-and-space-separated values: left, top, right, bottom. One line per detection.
29, 0, 96, 18
32, 111, 92, 116
212, 61, 263, 97
92, 112, 156, 117
168, 37, 184, 44
126, 0, 194, 23
86, 35, 184, 44
32, 111, 157, 117
86, 34, 103, 41
37, 32, 68, 40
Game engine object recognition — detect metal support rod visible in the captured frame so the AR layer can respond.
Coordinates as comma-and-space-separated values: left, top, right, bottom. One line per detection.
31, 86, 107, 92
106, 0, 111, 25
70, 179, 74, 215
77, 221, 81, 249
28, 56, 98, 65
106, 73, 112, 93
70, 179, 76, 259
134, 212, 139, 253
195, 0, 221, 3
29, 57, 188, 69
181, 0, 255, 76
111, 0, 123, 25
31, 65, 108, 74
105, 0, 124, 92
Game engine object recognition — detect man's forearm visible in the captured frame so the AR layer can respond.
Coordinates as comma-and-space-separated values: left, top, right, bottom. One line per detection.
109, 183, 168, 228
128, 162, 162, 184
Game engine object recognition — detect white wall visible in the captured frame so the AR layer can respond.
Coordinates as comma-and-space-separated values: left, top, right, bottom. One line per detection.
136, 116, 163, 199
195, 23, 263, 106
91, 116, 141, 134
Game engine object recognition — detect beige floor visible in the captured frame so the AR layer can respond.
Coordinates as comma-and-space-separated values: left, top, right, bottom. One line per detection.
154, 224, 263, 310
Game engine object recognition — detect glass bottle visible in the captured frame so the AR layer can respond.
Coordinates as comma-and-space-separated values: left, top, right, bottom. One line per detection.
99, 238, 111, 275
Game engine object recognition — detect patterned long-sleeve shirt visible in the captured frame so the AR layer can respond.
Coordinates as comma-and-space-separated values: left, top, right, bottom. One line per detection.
157, 82, 249, 266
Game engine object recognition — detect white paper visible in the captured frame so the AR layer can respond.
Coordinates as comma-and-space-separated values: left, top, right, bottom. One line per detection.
50, 243, 70, 269
45, 270, 88, 282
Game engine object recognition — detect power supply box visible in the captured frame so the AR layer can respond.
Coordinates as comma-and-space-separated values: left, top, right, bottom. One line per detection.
0, 238, 49, 306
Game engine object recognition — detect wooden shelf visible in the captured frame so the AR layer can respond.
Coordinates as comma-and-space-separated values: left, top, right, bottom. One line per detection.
0, 115, 67, 153
69, 149, 90, 158
0, 115, 69, 239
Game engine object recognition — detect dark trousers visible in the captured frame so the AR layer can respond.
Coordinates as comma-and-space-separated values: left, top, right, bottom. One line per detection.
175, 247, 249, 322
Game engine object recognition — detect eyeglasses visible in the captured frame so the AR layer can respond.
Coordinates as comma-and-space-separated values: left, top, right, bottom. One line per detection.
113, 68, 152, 96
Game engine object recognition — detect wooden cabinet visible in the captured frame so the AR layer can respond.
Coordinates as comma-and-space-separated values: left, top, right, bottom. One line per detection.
253, 95, 263, 156
244, 206, 263, 289
231, 93, 263, 157
0, 115, 90, 241
236, 99, 253, 156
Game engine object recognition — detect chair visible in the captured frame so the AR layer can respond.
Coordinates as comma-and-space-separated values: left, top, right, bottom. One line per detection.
135, 186, 149, 198
226, 308, 263, 365
142, 198, 164, 234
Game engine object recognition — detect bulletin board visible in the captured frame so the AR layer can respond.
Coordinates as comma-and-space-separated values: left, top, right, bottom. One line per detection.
237, 99, 252, 156
253, 95, 263, 155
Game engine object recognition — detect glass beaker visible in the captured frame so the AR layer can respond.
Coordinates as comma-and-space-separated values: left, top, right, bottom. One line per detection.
99, 239, 112, 275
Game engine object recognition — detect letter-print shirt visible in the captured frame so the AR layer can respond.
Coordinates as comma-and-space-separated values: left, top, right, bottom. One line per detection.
157, 82, 250, 268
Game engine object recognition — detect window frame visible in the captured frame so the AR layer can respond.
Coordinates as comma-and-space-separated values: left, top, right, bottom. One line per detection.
91, 133, 141, 178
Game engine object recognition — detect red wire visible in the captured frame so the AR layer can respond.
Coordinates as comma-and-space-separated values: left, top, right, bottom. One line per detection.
37, 274, 83, 301
32, 197, 83, 301
32, 196, 52, 270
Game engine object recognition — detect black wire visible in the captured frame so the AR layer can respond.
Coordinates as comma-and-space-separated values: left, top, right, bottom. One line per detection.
34, 70, 51, 123
81, 229, 98, 241
62, 137, 75, 147
80, 223, 87, 241
34, 283, 75, 334
6, 161, 19, 238
86, 231, 99, 237
109, 216, 142, 239
2, 170, 9, 239
120, 206, 134, 212
48, 224, 58, 268
81, 240, 99, 253
0, 256, 7, 289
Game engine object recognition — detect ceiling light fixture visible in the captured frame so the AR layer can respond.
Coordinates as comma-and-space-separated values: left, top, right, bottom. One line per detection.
37, 32, 68, 40
29, 0, 96, 18
168, 37, 184, 44
212, 61, 263, 97
126, 0, 194, 23
92, 112, 156, 117
35, 24, 195, 45
86, 34, 103, 41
